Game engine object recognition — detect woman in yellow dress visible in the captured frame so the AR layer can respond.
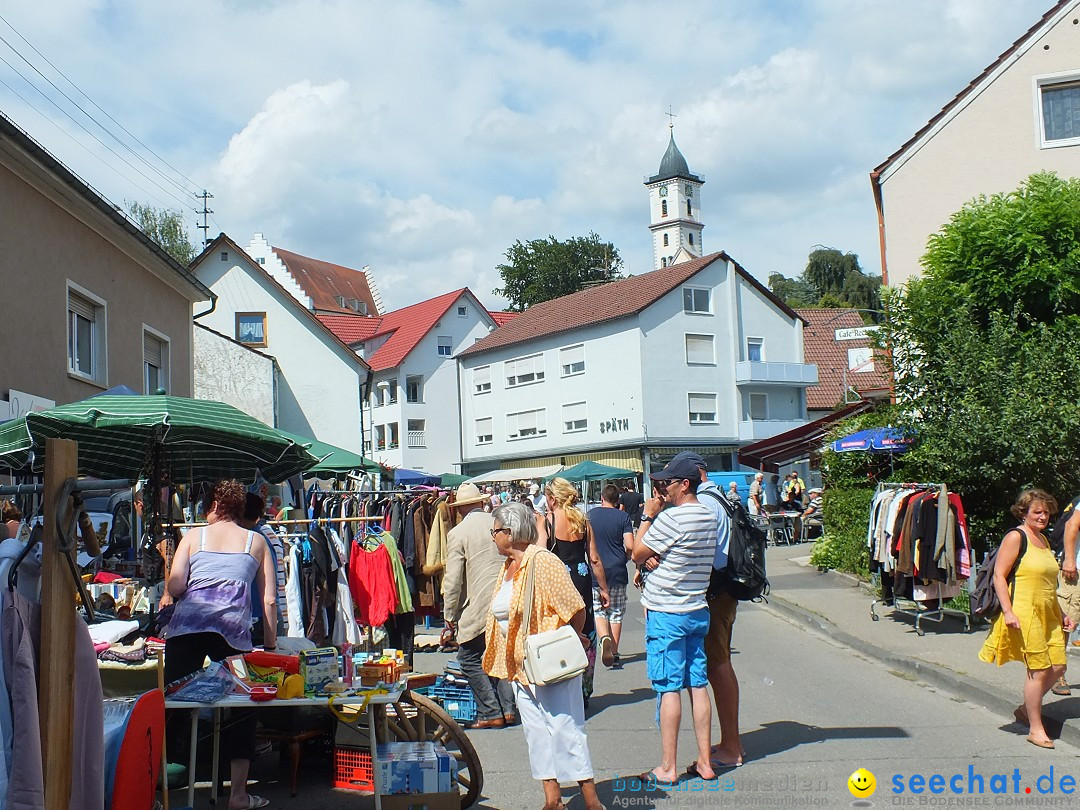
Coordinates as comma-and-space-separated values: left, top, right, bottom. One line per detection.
979, 489, 1075, 748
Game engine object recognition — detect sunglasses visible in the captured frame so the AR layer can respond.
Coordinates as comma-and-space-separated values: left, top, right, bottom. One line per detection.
490, 527, 511, 538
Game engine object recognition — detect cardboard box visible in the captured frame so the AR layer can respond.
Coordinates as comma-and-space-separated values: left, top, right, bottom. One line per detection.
375, 742, 456, 795
300, 647, 339, 695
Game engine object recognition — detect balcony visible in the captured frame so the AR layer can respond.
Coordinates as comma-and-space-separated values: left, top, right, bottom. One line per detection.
739, 419, 808, 442
407, 431, 426, 448
735, 361, 817, 386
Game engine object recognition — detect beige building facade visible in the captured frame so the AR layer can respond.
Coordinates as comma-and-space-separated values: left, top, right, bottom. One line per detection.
872, 0, 1080, 286
0, 115, 210, 412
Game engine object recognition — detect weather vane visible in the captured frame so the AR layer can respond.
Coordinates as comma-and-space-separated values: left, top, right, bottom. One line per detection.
665, 105, 677, 131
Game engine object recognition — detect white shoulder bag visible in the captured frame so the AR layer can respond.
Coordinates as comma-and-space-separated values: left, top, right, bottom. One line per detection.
521, 550, 588, 686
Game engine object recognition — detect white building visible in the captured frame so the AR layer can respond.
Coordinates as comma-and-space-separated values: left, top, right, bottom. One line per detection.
457, 251, 816, 477
190, 234, 371, 452
319, 289, 497, 474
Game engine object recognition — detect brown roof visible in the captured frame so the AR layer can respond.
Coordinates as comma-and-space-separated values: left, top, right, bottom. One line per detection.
461, 252, 802, 358
873, 0, 1074, 176
797, 308, 891, 410
271, 246, 380, 315
192, 233, 370, 370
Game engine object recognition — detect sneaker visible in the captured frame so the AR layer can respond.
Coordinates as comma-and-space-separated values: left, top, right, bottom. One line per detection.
600, 635, 615, 668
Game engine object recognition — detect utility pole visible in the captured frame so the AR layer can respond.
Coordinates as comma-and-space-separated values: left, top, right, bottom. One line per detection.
195, 189, 214, 246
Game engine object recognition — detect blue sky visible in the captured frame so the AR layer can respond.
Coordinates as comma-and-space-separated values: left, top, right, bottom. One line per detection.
0, 0, 1057, 310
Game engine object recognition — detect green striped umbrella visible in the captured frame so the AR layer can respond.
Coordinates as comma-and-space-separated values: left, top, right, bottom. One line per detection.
0, 395, 319, 484
276, 430, 382, 477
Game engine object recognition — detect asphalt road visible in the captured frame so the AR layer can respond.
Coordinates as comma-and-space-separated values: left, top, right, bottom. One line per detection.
444, 587, 1078, 810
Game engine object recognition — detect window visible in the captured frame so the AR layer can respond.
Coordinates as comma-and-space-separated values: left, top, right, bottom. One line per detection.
378, 378, 397, 406
220, 251, 229, 262
688, 393, 717, 424
236, 312, 267, 347
507, 408, 546, 440
388, 422, 399, 449
688, 233, 694, 246
457, 305, 468, 317
1040, 79, 1080, 143
67, 286, 105, 383
687, 200, 692, 217
437, 336, 452, 357
560, 344, 584, 377
748, 393, 768, 421
663, 233, 669, 246
407, 419, 426, 448
685, 334, 715, 365
661, 199, 668, 217
683, 287, 710, 314
474, 365, 491, 394
374, 425, 386, 450
661, 257, 668, 268
143, 329, 169, 394
563, 401, 587, 433
506, 354, 545, 387
475, 417, 493, 445
257, 257, 265, 265
747, 337, 764, 363
406, 375, 423, 403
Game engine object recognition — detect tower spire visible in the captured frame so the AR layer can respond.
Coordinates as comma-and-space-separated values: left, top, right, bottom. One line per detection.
665, 105, 677, 131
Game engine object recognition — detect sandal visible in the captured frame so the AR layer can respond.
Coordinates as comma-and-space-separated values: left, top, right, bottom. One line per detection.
1027, 735, 1055, 749
685, 762, 718, 781
230, 796, 269, 810
1052, 676, 1071, 696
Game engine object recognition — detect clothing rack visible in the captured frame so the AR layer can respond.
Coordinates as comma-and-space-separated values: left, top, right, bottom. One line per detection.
166, 516, 384, 529
868, 481, 972, 636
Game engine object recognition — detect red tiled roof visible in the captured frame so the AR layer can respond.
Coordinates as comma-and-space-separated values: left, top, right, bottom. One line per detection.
272, 246, 379, 315
460, 252, 801, 358
320, 289, 491, 372
317, 314, 382, 345
797, 308, 892, 410
489, 311, 521, 327
873, 0, 1073, 176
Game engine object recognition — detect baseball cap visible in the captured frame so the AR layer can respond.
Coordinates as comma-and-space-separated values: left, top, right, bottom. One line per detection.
670, 450, 707, 471
650, 454, 703, 482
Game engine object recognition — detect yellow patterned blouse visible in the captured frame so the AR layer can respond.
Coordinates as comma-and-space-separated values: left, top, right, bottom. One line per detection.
482, 545, 586, 684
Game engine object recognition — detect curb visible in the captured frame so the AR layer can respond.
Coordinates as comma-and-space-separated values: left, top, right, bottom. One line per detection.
764, 587, 1080, 750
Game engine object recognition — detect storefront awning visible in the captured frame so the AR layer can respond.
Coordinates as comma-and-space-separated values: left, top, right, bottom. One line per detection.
737, 401, 873, 473
466, 464, 564, 484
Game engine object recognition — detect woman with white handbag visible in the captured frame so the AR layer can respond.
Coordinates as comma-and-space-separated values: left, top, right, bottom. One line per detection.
482, 502, 606, 810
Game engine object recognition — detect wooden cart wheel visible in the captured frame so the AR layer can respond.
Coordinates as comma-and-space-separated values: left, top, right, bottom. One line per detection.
376, 689, 484, 808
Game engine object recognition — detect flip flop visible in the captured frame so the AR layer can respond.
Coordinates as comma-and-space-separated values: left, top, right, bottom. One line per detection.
638, 770, 676, 787
684, 762, 718, 781
230, 796, 269, 810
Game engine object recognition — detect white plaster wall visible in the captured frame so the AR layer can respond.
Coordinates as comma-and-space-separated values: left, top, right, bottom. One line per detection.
879, 7, 1080, 285
193, 327, 275, 426
193, 256, 365, 452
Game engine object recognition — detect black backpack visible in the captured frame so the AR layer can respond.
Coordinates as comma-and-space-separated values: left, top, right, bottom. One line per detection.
701, 489, 770, 602
1048, 496, 1079, 558
969, 528, 1027, 620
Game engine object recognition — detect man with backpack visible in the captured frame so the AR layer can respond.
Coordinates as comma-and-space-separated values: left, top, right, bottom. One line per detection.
1052, 496, 1080, 695
673, 452, 745, 769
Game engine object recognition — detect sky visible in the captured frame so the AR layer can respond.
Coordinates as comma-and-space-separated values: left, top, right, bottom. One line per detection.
0, 0, 1058, 312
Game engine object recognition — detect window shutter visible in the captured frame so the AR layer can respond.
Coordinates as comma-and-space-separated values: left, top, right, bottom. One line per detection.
563, 402, 586, 422
69, 293, 96, 321
144, 333, 162, 367
685, 334, 714, 364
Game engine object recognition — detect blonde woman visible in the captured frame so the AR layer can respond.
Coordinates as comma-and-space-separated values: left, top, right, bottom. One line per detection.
537, 478, 610, 707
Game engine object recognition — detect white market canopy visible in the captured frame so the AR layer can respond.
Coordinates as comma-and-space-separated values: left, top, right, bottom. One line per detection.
466, 464, 563, 484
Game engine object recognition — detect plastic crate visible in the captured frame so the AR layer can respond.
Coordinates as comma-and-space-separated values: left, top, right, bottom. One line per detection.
430, 683, 477, 724
333, 745, 374, 792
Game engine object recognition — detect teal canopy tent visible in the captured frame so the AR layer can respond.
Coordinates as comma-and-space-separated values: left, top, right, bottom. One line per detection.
276, 430, 382, 478
550, 460, 636, 483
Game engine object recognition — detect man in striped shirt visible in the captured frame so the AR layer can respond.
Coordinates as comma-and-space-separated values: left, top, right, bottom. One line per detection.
632, 455, 719, 785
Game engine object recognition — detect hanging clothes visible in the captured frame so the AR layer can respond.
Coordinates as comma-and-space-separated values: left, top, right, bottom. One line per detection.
349, 543, 397, 628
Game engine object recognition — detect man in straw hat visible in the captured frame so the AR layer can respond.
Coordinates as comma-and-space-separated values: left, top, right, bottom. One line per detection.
442, 482, 517, 728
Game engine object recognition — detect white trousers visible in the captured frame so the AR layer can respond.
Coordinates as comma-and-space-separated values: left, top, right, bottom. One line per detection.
513, 676, 594, 783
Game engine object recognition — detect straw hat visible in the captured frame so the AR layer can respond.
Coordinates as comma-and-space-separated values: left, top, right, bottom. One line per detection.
452, 482, 490, 508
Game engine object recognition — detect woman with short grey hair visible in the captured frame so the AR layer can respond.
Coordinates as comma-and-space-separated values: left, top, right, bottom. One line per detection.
483, 502, 604, 810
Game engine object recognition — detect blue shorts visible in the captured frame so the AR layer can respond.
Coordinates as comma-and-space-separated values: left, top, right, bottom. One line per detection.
645, 607, 710, 693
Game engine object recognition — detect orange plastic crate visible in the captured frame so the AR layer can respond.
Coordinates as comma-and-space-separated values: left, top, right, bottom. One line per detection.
333, 745, 373, 792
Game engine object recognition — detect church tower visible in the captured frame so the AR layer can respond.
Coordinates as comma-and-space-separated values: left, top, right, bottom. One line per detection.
645, 128, 703, 270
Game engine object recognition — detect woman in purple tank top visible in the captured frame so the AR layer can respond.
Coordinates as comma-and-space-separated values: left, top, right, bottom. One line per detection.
164, 480, 278, 810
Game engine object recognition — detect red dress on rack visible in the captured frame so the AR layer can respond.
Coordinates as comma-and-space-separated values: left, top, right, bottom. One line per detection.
348, 542, 397, 627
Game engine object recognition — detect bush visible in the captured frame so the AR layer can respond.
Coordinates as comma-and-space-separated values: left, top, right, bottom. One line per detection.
811, 486, 874, 578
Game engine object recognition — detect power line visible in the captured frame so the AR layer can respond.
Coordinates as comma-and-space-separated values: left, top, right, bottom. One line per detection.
0, 50, 196, 212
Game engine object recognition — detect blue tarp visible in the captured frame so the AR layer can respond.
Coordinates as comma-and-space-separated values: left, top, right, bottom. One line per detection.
394, 467, 440, 486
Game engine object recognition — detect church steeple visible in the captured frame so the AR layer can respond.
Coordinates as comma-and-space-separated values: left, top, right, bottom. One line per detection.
646, 125, 704, 270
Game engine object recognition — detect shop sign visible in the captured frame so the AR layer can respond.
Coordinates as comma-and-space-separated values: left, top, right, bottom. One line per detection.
599, 417, 630, 435
5, 389, 55, 419
834, 326, 878, 341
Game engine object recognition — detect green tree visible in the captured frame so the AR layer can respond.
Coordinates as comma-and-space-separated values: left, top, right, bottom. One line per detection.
494, 233, 623, 311
766, 247, 881, 315
128, 202, 197, 265
767, 273, 817, 308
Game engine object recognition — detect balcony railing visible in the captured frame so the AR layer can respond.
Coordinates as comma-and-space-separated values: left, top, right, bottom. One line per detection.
738, 419, 808, 442
407, 431, 426, 448
735, 361, 817, 386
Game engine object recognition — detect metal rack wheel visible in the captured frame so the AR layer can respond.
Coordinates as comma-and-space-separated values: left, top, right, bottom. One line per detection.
377, 689, 484, 808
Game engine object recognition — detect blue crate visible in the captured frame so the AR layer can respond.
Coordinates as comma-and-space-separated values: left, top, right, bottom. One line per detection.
430, 681, 477, 723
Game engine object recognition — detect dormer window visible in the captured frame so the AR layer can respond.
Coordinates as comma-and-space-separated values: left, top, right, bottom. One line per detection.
336, 295, 346, 307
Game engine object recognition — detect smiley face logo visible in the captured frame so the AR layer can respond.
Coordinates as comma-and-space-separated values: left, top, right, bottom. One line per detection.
848, 768, 876, 798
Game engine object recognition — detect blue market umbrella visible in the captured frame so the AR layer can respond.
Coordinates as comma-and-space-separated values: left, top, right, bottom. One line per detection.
832, 427, 913, 454
394, 467, 440, 486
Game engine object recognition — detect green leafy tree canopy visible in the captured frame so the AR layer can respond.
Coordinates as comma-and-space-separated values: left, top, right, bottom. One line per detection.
494, 232, 623, 311
767, 246, 882, 316
128, 202, 197, 265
